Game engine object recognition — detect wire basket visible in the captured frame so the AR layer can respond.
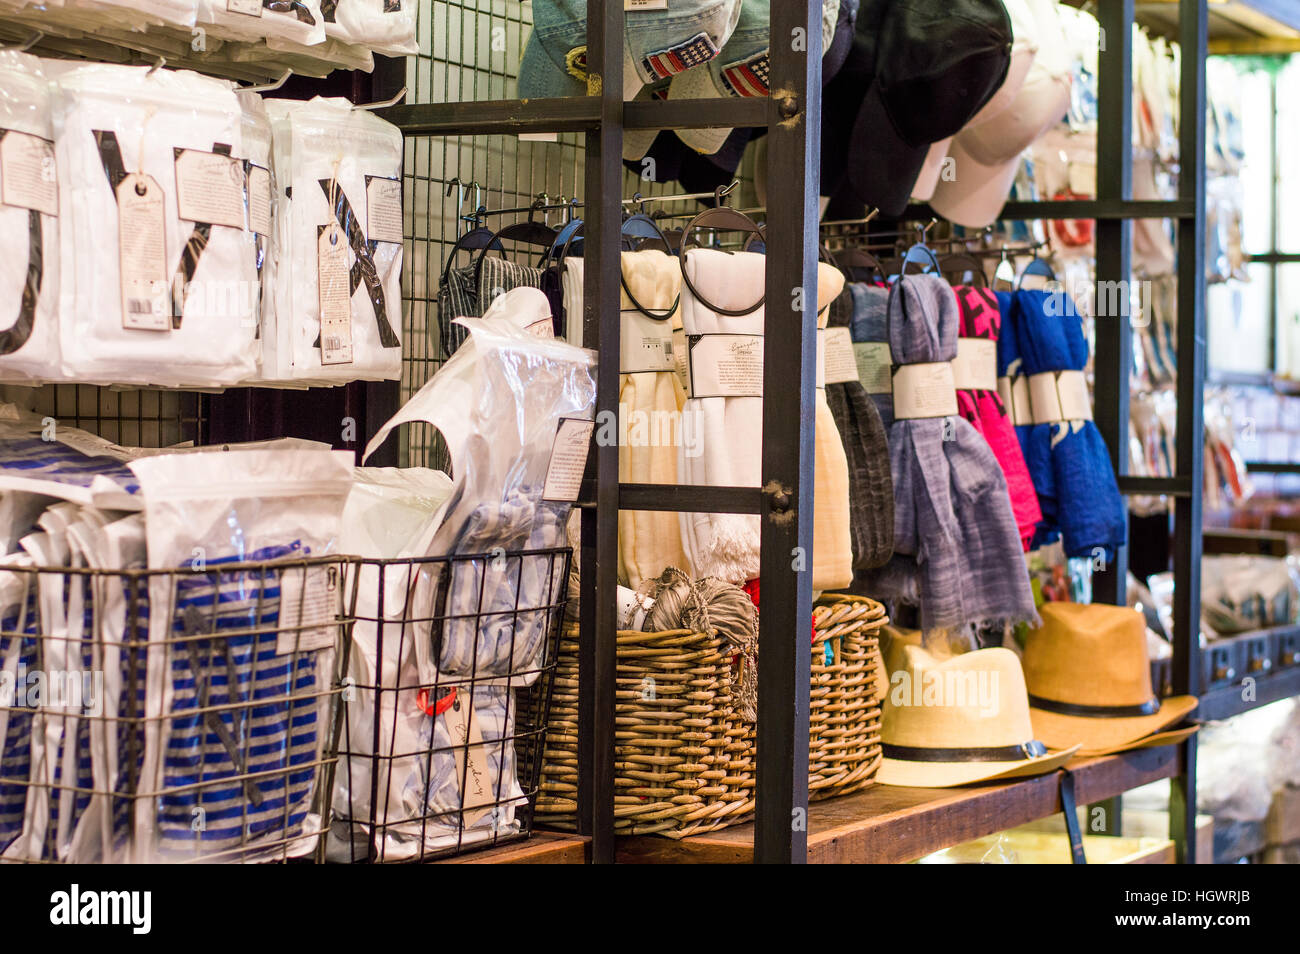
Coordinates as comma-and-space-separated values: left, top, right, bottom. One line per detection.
0, 555, 356, 864
328, 545, 572, 862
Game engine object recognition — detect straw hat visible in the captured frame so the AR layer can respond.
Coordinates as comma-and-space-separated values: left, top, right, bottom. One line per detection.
877, 644, 1078, 788
1024, 602, 1198, 756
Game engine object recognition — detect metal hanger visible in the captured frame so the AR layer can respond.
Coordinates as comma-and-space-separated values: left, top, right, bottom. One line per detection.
440, 180, 502, 282
242, 69, 291, 94
619, 209, 680, 320
889, 218, 942, 282
1016, 246, 1058, 289
353, 86, 407, 111
677, 185, 767, 317
472, 195, 562, 271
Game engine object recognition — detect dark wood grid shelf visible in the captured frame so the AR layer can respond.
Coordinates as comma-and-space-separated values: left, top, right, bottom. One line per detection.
1198, 665, 1300, 722
611, 748, 1184, 864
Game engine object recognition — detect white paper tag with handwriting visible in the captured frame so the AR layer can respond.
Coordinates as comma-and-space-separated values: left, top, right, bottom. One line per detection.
318, 222, 354, 365
687, 333, 764, 398
951, 338, 998, 392
276, 563, 341, 655
543, 417, 595, 502
0, 130, 57, 216
248, 163, 272, 236
442, 691, 496, 828
823, 327, 859, 385
174, 148, 246, 228
853, 341, 892, 394
626, 0, 668, 9
366, 174, 403, 245
892, 362, 957, 419
621, 309, 675, 373
227, 0, 262, 15
117, 173, 169, 331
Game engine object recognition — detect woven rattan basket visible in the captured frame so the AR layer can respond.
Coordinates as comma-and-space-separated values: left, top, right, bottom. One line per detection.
536, 593, 887, 838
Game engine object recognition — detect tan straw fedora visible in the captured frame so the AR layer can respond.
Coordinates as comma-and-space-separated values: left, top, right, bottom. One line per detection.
1024, 602, 1198, 757
877, 644, 1079, 788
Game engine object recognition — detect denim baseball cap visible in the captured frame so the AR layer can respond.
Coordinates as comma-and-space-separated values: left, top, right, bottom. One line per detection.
518, 0, 742, 157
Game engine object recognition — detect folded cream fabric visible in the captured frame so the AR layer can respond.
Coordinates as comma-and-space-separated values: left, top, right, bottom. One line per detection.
561, 257, 584, 347
677, 248, 766, 584
813, 263, 853, 592
618, 250, 689, 589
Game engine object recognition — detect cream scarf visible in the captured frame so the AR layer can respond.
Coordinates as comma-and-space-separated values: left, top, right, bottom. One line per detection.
813, 263, 853, 591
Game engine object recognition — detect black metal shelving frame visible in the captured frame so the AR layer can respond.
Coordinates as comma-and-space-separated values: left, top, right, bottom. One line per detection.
376, 0, 1211, 863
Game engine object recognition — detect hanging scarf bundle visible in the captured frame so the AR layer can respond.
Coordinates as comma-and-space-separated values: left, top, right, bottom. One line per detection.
996, 289, 1057, 548
618, 250, 690, 589
826, 282, 894, 569
863, 273, 1038, 640
812, 264, 854, 592
439, 255, 545, 358
951, 284, 1042, 549
561, 257, 584, 347
1008, 288, 1126, 561
677, 248, 766, 584
847, 282, 893, 426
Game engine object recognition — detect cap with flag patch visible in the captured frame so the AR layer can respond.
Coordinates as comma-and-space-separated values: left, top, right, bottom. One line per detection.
517, 0, 743, 159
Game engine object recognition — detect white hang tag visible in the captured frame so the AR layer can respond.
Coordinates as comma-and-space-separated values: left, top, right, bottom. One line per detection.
227, 0, 262, 15
365, 174, 403, 245
1028, 371, 1063, 423
276, 563, 341, 655
822, 327, 860, 385
672, 326, 688, 384
892, 361, 958, 420
626, 0, 668, 9
687, 333, 764, 399
117, 173, 170, 332
247, 163, 272, 236
0, 130, 57, 216
1056, 369, 1093, 421
1010, 375, 1033, 425
174, 148, 246, 228
621, 309, 674, 373
542, 417, 595, 502
853, 341, 892, 394
442, 690, 496, 828
525, 317, 555, 338
318, 222, 354, 365
951, 338, 998, 392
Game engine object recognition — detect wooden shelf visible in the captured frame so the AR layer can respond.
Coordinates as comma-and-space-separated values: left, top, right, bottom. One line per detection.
1198, 665, 1300, 722
430, 831, 588, 864
615, 748, 1184, 864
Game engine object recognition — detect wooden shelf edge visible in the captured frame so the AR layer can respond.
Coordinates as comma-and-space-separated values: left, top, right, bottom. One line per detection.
1197, 665, 1300, 722
615, 748, 1183, 864
430, 831, 589, 864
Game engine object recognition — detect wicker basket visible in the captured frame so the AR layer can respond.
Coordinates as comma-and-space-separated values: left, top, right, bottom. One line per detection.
536, 593, 887, 838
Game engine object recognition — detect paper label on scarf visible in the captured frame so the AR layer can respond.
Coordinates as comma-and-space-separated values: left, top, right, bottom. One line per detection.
174, 149, 247, 229
543, 417, 595, 502
1029, 371, 1063, 423
892, 361, 957, 419
1055, 370, 1093, 421
116, 173, 170, 331
853, 342, 892, 394
822, 327, 859, 385
442, 691, 496, 828
626, 0, 668, 9
318, 223, 354, 365
365, 175, 403, 245
951, 338, 998, 391
276, 563, 341, 655
247, 163, 272, 236
672, 326, 688, 383
687, 333, 764, 398
1009, 375, 1033, 425
0, 130, 57, 217
227, 0, 262, 15
621, 309, 674, 373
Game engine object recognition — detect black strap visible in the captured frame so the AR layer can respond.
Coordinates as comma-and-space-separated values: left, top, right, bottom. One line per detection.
1029, 693, 1160, 718
0, 209, 41, 356
170, 143, 233, 329
1060, 768, 1087, 864
317, 179, 401, 349
881, 739, 1048, 763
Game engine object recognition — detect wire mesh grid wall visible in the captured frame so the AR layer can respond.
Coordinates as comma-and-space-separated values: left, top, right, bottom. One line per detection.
398, 0, 757, 469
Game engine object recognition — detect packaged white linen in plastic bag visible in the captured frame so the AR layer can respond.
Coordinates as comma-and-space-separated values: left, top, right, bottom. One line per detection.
265, 96, 402, 384
0, 416, 141, 509
0, 550, 38, 855
322, 0, 417, 56
0, 51, 61, 384
365, 288, 597, 682
52, 63, 260, 387
127, 448, 352, 862
197, 0, 326, 48
237, 90, 274, 371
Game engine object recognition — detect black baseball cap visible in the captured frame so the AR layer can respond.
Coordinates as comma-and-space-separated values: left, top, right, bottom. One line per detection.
822, 0, 1013, 217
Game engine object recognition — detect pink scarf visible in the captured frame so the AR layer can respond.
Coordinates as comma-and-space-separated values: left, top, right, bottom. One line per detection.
952, 285, 1041, 550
